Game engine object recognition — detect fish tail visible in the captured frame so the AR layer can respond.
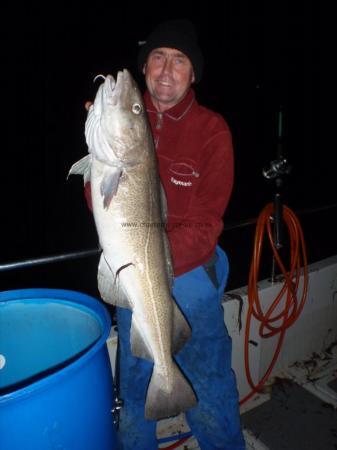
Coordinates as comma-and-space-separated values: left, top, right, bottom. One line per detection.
144, 361, 197, 420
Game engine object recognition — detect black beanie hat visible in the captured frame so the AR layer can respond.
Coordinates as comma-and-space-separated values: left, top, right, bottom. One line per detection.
138, 19, 204, 83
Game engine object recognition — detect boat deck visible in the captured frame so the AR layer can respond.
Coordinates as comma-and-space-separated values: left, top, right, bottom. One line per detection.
156, 350, 337, 450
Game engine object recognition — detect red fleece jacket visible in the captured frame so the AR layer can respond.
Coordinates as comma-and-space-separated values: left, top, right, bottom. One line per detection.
84, 88, 233, 276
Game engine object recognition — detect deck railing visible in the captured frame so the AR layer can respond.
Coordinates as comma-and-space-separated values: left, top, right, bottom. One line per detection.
0, 203, 335, 273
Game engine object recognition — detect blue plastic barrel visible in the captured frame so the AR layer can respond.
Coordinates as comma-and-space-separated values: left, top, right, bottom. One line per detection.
0, 288, 117, 450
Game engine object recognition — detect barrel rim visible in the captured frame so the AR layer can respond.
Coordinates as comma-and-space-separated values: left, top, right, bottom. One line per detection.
0, 288, 112, 404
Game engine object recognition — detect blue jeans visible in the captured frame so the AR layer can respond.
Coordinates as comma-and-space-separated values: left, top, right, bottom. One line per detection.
116, 246, 245, 450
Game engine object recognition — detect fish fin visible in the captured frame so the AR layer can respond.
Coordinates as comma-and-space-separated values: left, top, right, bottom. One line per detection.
101, 167, 122, 209
172, 302, 192, 354
97, 254, 131, 308
163, 232, 174, 290
67, 155, 92, 184
130, 317, 154, 361
160, 182, 168, 222
145, 362, 197, 420
160, 183, 174, 288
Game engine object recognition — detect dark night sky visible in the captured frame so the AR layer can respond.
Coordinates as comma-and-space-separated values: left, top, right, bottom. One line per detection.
1, 2, 335, 291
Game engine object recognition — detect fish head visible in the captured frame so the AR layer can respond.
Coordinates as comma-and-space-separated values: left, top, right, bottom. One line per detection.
85, 69, 152, 167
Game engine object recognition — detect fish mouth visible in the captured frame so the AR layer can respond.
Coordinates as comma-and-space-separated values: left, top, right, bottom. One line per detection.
104, 69, 131, 106
104, 74, 117, 105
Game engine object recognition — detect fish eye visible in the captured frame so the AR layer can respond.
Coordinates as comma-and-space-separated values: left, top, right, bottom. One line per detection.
132, 103, 142, 115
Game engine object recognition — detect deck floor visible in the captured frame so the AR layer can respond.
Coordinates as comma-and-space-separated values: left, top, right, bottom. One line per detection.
241, 378, 337, 450
156, 359, 337, 450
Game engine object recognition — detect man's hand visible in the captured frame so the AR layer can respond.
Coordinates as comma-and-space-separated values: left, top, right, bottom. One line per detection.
85, 101, 93, 111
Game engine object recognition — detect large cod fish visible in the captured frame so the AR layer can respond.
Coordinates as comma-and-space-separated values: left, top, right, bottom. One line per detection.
68, 69, 197, 420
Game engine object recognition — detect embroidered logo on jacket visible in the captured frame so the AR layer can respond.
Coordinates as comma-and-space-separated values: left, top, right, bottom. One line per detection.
170, 176, 192, 187
168, 161, 199, 187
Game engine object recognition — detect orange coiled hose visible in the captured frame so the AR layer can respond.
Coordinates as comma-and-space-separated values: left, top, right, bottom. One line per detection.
240, 202, 308, 405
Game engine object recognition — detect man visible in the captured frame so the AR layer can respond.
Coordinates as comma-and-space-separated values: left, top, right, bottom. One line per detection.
86, 18, 245, 450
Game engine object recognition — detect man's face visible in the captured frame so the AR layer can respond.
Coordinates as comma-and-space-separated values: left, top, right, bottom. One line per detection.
143, 47, 195, 112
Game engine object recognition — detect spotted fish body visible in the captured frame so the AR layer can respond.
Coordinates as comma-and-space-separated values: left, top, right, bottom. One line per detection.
68, 70, 197, 420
